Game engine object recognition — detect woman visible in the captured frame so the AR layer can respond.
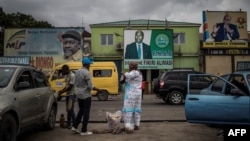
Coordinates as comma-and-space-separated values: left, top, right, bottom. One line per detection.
121, 61, 142, 134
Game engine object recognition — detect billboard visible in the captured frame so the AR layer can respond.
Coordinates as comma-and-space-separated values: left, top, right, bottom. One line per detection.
124, 29, 173, 69
4, 28, 84, 74
203, 11, 248, 48
0, 56, 31, 65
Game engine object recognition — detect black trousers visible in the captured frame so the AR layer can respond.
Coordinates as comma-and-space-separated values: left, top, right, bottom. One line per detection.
73, 97, 91, 132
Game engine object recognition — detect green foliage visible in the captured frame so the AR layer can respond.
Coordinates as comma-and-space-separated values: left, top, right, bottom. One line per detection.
0, 7, 53, 28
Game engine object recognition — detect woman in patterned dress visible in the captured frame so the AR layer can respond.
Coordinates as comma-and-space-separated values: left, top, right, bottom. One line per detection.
121, 62, 142, 134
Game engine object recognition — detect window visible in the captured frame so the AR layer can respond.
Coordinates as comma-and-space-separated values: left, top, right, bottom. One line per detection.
210, 50, 224, 54
247, 74, 250, 85
166, 72, 179, 80
229, 75, 248, 94
101, 34, 114, 45
174, 33, 185, 44
211, 78, 225, 93
51, 70, 64, 80
17, 71, 34, 89
93, 69, 112, 77
34, 71, 48, 87
0, 67, 15, 87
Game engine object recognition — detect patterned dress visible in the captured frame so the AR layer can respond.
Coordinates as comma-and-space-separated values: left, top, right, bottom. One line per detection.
122, 70, 142, 130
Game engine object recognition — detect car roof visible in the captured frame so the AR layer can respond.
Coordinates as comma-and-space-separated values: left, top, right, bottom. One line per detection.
164, 68, 194, 71
0, 65, 44, 74
0, 64, 33, 68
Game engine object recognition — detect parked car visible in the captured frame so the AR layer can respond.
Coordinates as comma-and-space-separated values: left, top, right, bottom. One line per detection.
185, 71, 250, 126
0, 64, 58, 141
153, 69, 213, 105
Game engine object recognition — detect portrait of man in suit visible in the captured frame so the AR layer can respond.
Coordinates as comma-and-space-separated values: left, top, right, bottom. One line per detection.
211, 13, 240, 42
125, 30, 152, 59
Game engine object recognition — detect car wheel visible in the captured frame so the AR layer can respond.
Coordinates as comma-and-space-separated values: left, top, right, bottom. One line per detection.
0, 114, 17, 141
44, 105, 56, 130
97, 90, 109, 101
168, 90, 183, 105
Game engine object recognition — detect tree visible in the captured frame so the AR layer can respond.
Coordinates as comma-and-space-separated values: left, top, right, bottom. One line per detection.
0, 7, 53, 28
0, 7, 54, 56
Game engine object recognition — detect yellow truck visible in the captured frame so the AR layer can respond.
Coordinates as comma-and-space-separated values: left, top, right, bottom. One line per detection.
48, 61, 119, 101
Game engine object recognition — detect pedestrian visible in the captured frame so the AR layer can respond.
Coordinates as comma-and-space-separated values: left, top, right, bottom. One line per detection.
57, 64, 76, 129
121, 61, 143, 134
71, 57, 100, 136
141, 80, 146, 99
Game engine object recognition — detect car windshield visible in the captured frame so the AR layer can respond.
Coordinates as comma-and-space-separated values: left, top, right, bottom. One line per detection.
0, 67, 16, 87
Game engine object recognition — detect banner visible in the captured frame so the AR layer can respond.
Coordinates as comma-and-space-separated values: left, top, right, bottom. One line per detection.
0, 56, 31, 65
4, 28, 84, 74
202, 11, 248, 48
124, 29, 173, 69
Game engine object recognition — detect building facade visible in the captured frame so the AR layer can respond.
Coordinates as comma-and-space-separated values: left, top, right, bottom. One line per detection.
89, 19, 201, 93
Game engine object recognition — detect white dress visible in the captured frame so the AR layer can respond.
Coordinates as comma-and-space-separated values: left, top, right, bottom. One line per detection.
122, 70, 142, 130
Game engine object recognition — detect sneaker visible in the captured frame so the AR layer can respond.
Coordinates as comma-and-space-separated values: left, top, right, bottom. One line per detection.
80, 131, 93, 136
71, 127, 80, 133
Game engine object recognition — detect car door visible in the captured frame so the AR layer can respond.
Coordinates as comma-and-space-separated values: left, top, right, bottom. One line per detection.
17, 69, 40, 127
33, 70, 52, 116
185, 74, 250, 125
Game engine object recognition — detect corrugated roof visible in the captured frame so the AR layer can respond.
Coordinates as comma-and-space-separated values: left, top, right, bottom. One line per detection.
90, 19, 201, 28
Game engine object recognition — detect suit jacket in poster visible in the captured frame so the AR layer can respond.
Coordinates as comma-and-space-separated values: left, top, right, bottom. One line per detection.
125, 42, 152, 59
212, 23, 240, 42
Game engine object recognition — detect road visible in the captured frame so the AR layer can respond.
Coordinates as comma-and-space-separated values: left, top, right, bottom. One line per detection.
57, 93, 186, 122
17, 94, 223, 141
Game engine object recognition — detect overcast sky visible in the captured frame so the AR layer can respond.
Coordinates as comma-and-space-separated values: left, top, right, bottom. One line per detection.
1, 0, 249, 32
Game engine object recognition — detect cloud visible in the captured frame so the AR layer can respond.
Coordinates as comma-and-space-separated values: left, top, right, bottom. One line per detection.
1, 0, 249, 32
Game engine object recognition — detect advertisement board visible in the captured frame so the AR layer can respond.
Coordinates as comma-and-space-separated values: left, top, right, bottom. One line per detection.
124, 29, 173, 69
4, 28, 84, 74
0, 56, 31, 65
203, 11, 248, 48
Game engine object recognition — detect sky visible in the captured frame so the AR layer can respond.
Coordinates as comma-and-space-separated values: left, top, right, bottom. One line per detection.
0, 0, 249, 32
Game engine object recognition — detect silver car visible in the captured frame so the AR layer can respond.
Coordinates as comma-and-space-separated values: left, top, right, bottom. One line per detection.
0, 65, 57, 141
